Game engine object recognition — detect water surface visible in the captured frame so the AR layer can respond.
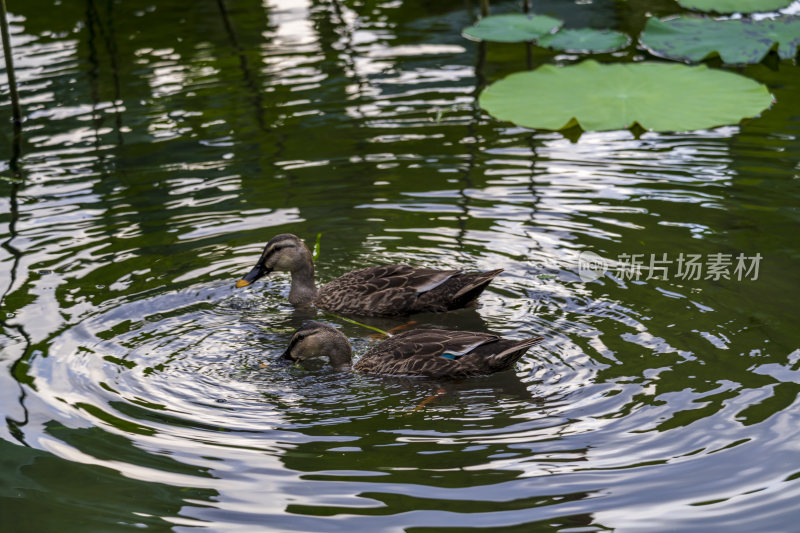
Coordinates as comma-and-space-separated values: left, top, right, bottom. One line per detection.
2, 0, 800, 531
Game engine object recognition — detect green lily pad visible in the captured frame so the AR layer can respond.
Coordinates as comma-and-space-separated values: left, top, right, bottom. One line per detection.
537, 28, 630, 53
677, 0, 793, 14
641, 16, 800, 65
479, 60, 773, 132
463, 13, 562, 43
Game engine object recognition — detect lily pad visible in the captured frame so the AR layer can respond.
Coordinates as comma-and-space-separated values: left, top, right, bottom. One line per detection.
641, 16, 800, 64
677, 0, 793, 14
463, 13, 562, 43
479, 60, 772, 132
537, 28, 630, 53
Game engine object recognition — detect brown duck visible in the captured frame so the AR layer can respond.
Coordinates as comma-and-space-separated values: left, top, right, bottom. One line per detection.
282, 321, 543, 378
236, 234, 502, 317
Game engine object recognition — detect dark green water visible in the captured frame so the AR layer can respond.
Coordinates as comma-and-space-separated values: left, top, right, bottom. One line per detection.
1, 0, 800, 531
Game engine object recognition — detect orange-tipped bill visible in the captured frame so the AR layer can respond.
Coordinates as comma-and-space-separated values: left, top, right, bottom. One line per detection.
235, 264, 271, 288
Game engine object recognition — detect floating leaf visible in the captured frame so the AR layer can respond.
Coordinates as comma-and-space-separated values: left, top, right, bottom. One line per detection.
676, 0, 793, 14
479, 60, 773, 132
537, 28, 630, 53
463, 14, 562, 43
313, 232, 322, 260
641, 16, 800, 65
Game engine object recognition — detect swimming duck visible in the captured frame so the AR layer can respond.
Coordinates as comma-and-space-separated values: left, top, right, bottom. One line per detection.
282, 321, 543, 378
236, 234, 502, 317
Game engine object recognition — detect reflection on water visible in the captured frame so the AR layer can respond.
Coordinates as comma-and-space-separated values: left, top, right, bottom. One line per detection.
2, 0, 800, 531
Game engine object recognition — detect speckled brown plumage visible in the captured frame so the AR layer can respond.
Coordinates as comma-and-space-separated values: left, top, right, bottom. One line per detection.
353, 328, 543, 378
315, 264, 503, 317
236, 233, 502, 317
282, 322, 544, 378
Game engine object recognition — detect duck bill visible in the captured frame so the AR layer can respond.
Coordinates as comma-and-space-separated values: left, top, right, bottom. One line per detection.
280, 348, 295, 361
236, 264, 272, 288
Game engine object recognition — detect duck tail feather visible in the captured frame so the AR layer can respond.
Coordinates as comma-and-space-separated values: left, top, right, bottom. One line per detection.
451, 269, 503, 307
487, 336, 543, 371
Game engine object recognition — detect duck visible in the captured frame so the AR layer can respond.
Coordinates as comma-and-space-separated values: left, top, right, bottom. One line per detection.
281, 321, 543, 378
235, 234, 503, 317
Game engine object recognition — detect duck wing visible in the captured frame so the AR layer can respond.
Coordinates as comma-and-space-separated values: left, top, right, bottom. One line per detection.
353, 329, 502, 377
416, 268, 502, 312
315, 265, 462, 316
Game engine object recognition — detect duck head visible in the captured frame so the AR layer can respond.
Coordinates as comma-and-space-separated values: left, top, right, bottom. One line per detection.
282, 321, 352, 370
236, 233, 314, 288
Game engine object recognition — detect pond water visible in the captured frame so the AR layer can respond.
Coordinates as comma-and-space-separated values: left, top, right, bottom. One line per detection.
2, 0, 800, 531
